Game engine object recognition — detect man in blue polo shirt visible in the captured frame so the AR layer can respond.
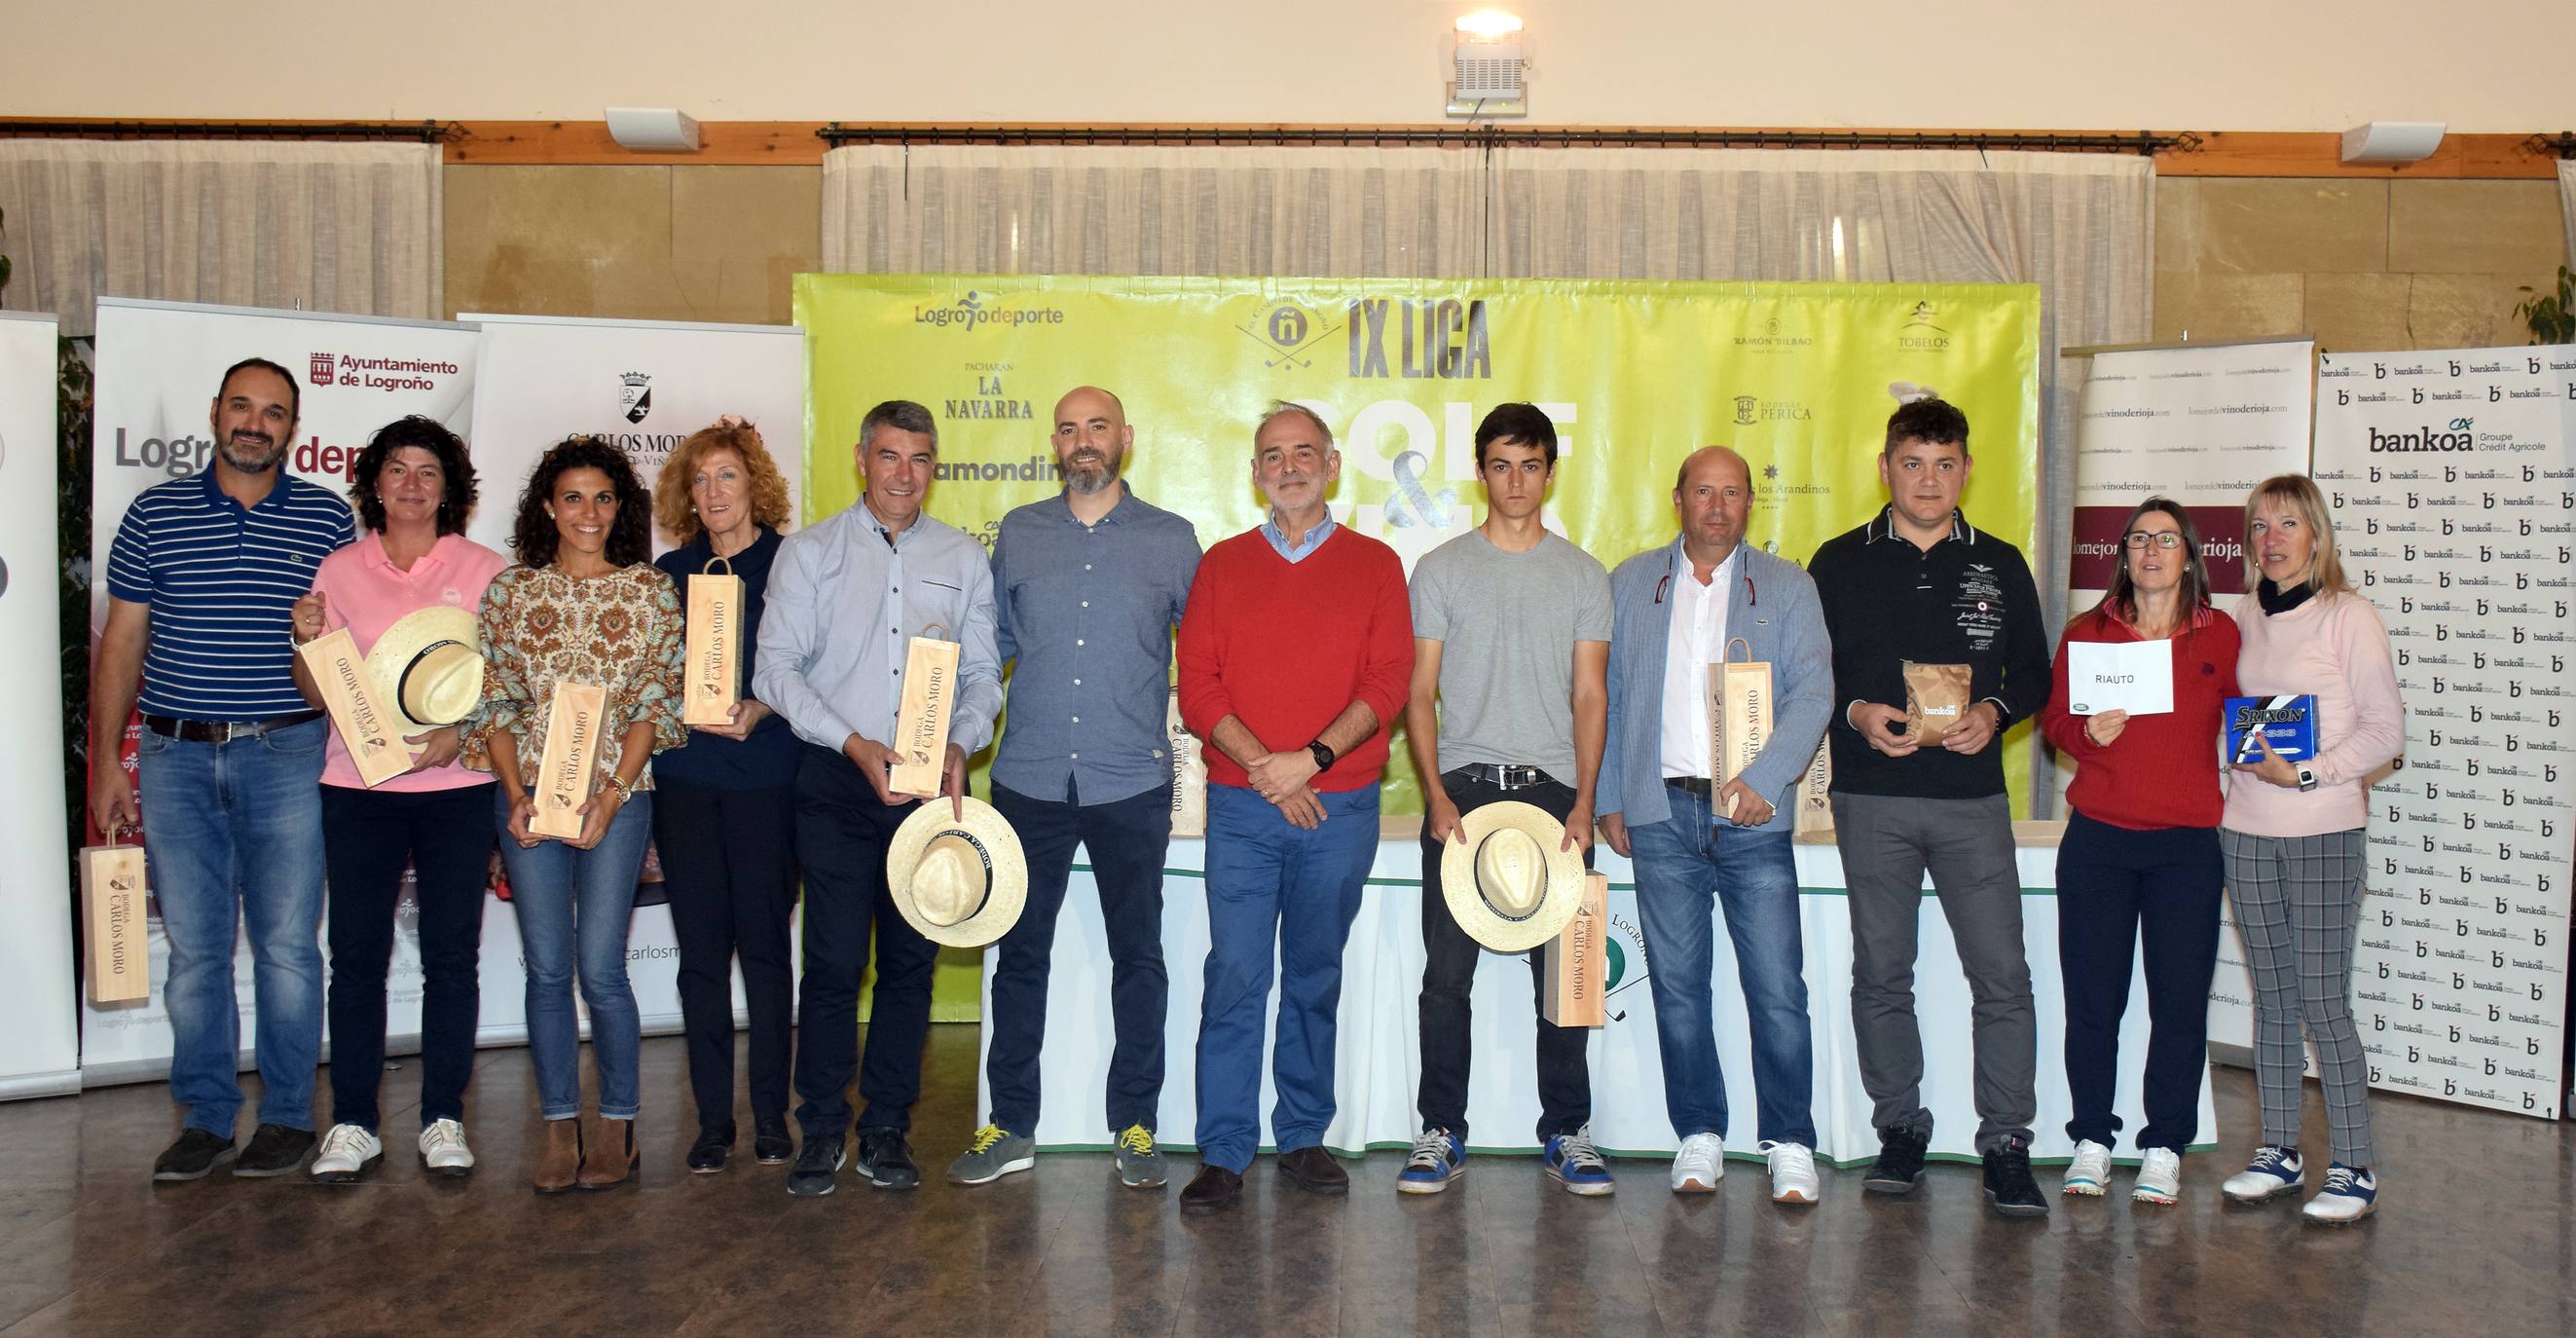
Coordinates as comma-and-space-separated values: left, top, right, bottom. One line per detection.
92, 357, 356, 1183
946, 386, 1201, 1190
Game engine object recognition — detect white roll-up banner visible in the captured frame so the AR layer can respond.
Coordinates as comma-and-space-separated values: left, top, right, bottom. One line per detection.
462, 313, 810, 1024
458, 313, 807, 559
2310, 346, 2573, 1119
0, 311, 80, 1100
2066, 338, 2317, 1053
81, 299, 481, 1083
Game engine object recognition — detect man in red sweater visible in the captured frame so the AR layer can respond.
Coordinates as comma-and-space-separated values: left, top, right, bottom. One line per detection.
1173, 402, 1415, 1213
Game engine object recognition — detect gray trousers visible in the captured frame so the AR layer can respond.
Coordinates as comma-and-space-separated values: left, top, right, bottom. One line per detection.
1833, 792, 2038, 1152
2219, 827, 2374, 1167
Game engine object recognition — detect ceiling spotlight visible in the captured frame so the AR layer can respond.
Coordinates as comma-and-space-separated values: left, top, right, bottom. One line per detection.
1448, 11, 1527, 118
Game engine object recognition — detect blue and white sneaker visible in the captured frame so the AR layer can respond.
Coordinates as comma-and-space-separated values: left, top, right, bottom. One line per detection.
2221, 1144, 2304, 1203
1397, 1128, 1465, 1195
2301, 1163, 2377, 1223
1544, 1125, 1615, 1197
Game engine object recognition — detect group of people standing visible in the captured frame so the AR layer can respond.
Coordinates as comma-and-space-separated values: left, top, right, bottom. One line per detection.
94, 355, 2400, 1226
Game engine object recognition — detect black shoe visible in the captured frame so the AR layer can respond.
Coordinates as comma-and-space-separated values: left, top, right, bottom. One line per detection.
233, 1124, 316, 1177
1276, 1145, 1350, 1196
1982, 1139, 2050, 1218
854, 1129, 920, 1190
152, 1129, 238, 1182
1864, 1125, 1930, 1195
688, 1126, 734, 1174
786, 1134, 846, 1198
754, 1117, 793, 1166
1180, 1164, 1242, 1213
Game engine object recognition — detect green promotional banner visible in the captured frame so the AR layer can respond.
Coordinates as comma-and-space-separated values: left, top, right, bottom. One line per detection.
793, 274, 2043, 820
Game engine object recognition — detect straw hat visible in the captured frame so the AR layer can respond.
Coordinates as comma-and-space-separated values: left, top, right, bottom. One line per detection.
1440, 800, 1586, 952
365, 605, 485, 738
886, 797, 1028, 948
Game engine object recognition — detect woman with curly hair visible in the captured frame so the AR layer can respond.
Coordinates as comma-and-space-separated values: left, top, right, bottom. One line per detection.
463, 435, 684, 1193
648, 417, 802, 1174
288, 415, 506, 1183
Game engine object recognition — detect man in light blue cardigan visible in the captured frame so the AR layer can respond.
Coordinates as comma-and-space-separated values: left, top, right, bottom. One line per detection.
1598, 446, 1833, 1204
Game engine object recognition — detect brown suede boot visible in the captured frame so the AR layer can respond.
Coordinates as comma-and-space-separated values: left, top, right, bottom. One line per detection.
533, 1117, 582, 1195
577, 1117, 637, 1190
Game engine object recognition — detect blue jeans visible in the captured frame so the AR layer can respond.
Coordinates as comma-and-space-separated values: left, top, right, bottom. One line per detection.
137, 717, 329, 1134
496, 789, 653, 1121
1195, 782, 1379, 1172
1629, 783, 1817, 1147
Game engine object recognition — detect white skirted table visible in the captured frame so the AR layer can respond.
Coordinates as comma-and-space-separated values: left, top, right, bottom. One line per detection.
979, 818, 2219, 1167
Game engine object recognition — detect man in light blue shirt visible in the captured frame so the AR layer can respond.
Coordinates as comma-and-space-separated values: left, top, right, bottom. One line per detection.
754, 398, 1002, 1197
947, 386, 1201, 1192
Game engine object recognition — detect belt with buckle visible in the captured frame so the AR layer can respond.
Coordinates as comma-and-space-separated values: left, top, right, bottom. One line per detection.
1453, 763, 1551, 791
143, 711, 324, 745
1665, 775, 1716, 797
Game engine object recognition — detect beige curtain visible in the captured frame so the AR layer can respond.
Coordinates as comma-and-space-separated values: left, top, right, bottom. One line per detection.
0, 140, 442, 336
823, 143, 1484, 278
2560, 162, 2575, 269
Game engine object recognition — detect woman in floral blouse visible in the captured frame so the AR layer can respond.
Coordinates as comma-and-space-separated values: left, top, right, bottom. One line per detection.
465, 435, 684, 1193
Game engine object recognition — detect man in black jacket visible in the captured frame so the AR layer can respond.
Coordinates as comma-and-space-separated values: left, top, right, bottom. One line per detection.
1807, 397, 2052, 1218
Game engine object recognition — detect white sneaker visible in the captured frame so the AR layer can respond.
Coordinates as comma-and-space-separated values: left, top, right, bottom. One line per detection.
2061, 1139, 2113, 1197
419, 1118, 475, 1176
2132, 1147, 2182, 1206
1670, 1133, 1723, 1193
311, 1123, 383, 1183
1761, 1141, 1821, 1205
2301, 1164, 2377, 1223
2222, 1145, 2304, 1203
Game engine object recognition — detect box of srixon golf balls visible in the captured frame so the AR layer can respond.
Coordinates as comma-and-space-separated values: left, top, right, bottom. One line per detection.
2225, 695, 2319, 764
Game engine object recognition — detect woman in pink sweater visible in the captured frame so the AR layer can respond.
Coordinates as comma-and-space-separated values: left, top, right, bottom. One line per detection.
2216, 474, 2405, 1224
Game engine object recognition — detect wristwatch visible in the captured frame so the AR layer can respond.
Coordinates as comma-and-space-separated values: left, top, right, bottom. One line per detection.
1306, 741, 1338, 774
2295, 763, 2319, 793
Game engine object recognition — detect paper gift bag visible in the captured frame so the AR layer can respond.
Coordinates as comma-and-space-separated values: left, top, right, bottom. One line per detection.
1901, 660, 1972, 746
888, 634, 963, 799
1168, 687, 1207, 838
531, 681, 608, 840
82, 835, 149, 1004
1543, 872, 1608, 1027
681, 555, 745, 728
1793, 738, 1835, 836
1707, 637, 1774, 821
300, 626, 418, 787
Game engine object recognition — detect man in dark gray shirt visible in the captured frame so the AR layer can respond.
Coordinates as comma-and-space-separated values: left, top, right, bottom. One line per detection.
946, 386, 1202, 1191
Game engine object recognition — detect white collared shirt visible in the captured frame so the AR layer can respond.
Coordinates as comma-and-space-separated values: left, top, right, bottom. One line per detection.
1660, 546, 1738, 779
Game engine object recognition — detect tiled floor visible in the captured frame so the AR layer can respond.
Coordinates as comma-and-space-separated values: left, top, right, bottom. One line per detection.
0, 1027, 2567, 1336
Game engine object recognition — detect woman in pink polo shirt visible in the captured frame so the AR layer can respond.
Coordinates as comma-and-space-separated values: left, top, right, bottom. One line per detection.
2217, 473, 2405, 1223
287, 416, 508, 1184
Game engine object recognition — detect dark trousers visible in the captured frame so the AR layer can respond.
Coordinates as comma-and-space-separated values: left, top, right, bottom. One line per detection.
1416, 771, 1593, 1143
985, 777, 1171, 1135
651, 775, 799, 1134
2056, 811, 2223, 1152
320, 782, 497, 1134
791, 743, 942, 1138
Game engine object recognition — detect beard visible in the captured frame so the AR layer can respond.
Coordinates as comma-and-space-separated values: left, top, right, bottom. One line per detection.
218, 430, 286, 473
1063, 449, 1122, 496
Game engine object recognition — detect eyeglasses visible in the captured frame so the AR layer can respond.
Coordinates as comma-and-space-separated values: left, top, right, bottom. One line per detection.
2122, 531, 2185, 551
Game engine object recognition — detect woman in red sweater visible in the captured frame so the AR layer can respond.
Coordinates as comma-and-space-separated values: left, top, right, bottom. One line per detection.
2038, 498, 2240, 1207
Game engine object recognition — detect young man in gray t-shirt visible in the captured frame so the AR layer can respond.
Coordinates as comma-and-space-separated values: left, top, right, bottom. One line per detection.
1398, 403, 1614, 1197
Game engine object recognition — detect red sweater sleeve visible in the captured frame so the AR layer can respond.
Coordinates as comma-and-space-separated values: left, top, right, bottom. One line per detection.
1175, 542, 1233, 743
1354, 543, 1415, 731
